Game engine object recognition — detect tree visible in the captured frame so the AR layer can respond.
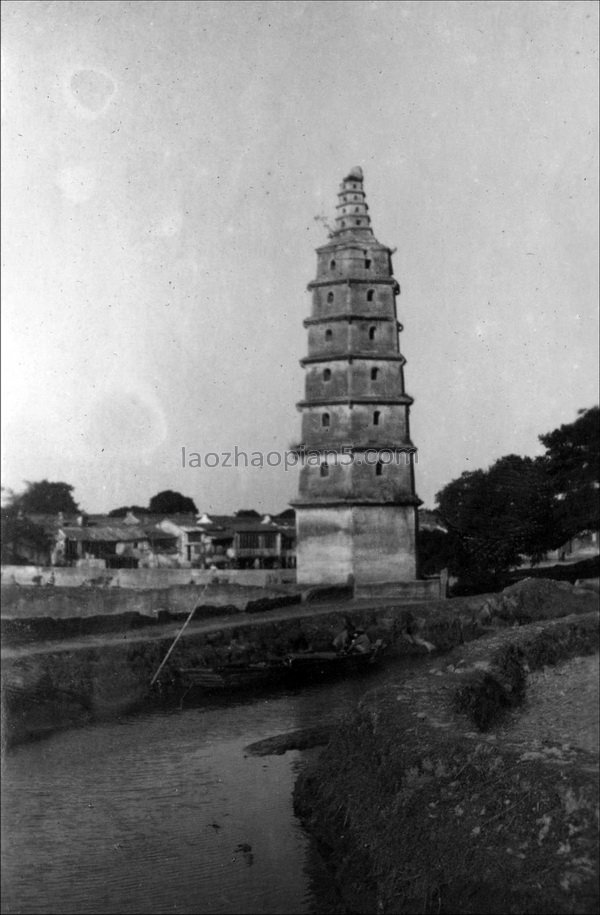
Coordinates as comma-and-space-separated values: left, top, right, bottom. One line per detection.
275, 508, 296, 523
5, 480, 80, 514
417, 528, 456, 578
0, 509, 51, 564
539, 406, 600, 543
108, 505, 150, 518
234, 509, 261, 518
148, 490, 198, 514
436, 454, 555, 589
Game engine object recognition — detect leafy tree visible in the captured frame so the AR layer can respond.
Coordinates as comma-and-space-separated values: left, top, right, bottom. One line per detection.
539, 406, 599, 543
275, 508, 296, 523
5, 480, 80, 514
0, 509, 51, 564
234, 509, 261, 518
108, 505, 150, 518
436, 454, 555, 589
417, 528, 456, 578
148, 490, 198, 514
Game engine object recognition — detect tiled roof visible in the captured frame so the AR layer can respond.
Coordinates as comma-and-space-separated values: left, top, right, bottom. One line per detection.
201, 525, 235, 539
61, 525, 156, 543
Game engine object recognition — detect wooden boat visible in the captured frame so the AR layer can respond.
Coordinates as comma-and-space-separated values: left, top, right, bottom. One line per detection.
179, 640, 385, 694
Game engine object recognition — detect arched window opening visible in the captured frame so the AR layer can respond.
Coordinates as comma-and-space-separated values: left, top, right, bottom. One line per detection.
367, 289, 375, 302
365, 258, 372, 269
320, 462, 329, 477
325, 328, 333, 339
373, 410, 381, 426
355, 207, 359, 213
341, 221, 346, 227
323, 368, 331, 381
330, 259, 336, 270
375, 461, 383, 476
371, 367, 379, 381
322, 413, 330, 428
368, 326, 376, 340
327, 291, 334, 303
356, 220, 362, 226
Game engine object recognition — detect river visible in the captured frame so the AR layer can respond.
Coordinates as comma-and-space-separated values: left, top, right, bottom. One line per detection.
1, 656, 427, 914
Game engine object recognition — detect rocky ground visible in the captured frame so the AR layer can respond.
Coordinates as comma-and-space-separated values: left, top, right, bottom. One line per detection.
495, 653, 599, 757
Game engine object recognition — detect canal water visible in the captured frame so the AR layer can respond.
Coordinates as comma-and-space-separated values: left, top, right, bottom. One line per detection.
2, 657, 426, 914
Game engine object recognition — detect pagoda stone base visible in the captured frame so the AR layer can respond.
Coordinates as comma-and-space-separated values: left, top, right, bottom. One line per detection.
295, 503, 418, 587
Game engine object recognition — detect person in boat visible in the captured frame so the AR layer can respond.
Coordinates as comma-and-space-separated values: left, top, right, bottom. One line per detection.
349, 627, 371, 654
332, 617, 355, 653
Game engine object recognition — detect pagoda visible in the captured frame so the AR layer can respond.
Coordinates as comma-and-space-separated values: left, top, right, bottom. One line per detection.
292, 167, 422, 592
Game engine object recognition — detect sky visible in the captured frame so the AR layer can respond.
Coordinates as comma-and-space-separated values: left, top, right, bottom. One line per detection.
1, 0, 598, 515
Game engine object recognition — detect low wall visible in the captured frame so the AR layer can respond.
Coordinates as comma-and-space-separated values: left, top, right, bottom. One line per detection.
0, 565, 297, 590
0, 582, 291, 622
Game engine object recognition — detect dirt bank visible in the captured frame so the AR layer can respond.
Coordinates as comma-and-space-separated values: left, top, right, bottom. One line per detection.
294, 599, 599, 914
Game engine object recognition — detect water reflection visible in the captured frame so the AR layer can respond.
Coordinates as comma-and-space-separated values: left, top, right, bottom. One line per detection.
2, 657, 426, 914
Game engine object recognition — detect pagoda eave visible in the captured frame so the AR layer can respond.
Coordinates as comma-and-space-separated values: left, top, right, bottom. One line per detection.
314, 239, 390, 255
291, 496, 422, 509
300, 351, 406, 366
307, 277, 399, 291
296, 395, 414, 410
289, 442, 417, 455
303, 314, 400, 328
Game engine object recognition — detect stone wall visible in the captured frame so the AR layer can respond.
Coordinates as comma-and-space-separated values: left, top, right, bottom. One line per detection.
0, 565, 297, 590
0, 582, 292, 621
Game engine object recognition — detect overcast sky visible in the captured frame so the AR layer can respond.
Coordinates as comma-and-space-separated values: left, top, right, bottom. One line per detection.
2, 0, 598, 514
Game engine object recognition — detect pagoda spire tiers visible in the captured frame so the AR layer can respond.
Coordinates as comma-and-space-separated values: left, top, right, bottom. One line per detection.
331, 166, 374, 239
292, 168, 428, 596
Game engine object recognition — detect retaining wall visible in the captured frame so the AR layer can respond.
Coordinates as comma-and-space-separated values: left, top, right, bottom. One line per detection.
0, 582, 293, 622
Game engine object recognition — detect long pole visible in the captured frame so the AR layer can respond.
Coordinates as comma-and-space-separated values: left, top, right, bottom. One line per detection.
150, 584, 208, 687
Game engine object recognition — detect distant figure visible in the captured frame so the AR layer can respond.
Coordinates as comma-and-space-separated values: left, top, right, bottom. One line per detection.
332, 617, 355, 653
349, 628, 371, 654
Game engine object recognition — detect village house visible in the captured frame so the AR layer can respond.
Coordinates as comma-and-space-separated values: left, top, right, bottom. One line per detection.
52, 513, 178, 569
158, 511, 297, 569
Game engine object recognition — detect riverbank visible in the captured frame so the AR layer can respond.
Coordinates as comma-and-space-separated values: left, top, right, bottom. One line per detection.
293, 596, 599, 914
1, 577, 596, 753
0, 590, 469, 748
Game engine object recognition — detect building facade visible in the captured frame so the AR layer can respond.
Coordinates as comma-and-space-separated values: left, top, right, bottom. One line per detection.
293, 167, 420, 587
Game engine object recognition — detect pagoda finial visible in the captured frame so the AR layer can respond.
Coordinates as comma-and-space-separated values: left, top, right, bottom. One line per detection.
345, 166, 363, 181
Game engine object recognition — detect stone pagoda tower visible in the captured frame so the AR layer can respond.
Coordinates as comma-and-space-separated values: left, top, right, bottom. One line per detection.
293, 167, 421, 592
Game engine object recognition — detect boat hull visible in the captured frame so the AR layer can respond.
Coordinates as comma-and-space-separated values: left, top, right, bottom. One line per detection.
180, 644, 384, 694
